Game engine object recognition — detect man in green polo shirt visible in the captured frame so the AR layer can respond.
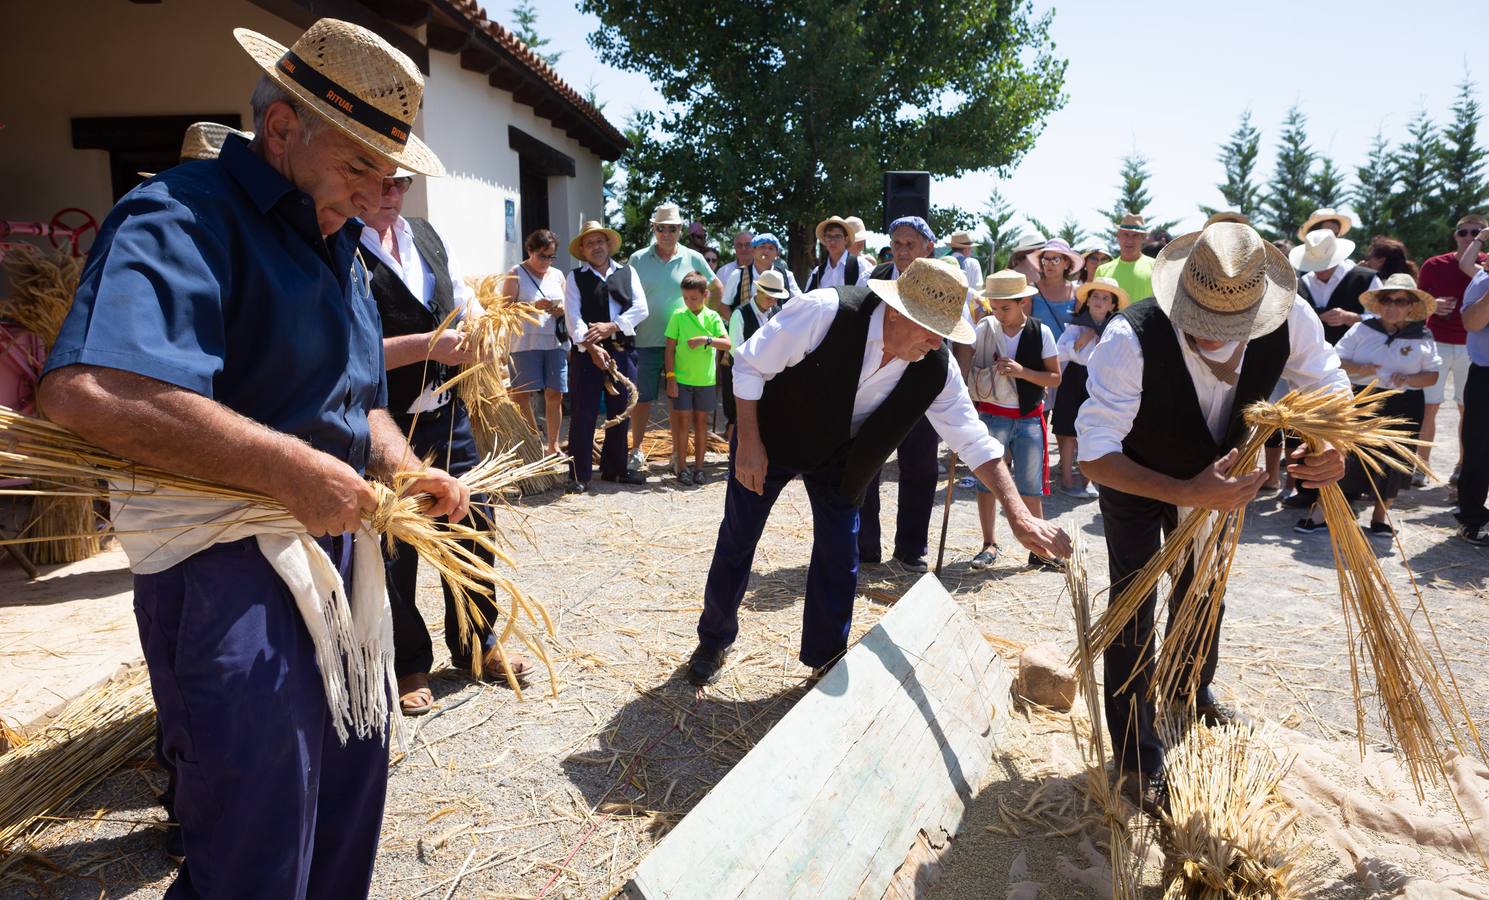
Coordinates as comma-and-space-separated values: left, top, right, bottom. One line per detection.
1095, 213, 1154, 302
628, 201, 724, 470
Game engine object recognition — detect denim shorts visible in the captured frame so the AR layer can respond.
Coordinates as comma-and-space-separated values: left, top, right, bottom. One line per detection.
975, 411, 1046, 497
509, 348, 567, 393
636, 346, 667, 403
671, 383, 717, 412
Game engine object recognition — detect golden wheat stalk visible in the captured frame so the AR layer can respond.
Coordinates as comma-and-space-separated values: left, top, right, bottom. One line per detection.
0, 245, 81, 349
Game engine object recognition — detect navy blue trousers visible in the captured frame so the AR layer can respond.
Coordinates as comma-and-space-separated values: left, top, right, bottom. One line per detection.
386, 402, 498, 676
136, 536, 388, 900
857, 416, 939, 562
698, 443, 862, 668
567, 344, 637, 483
1456, 364, 1489, 529
1098, 486, 1222, 775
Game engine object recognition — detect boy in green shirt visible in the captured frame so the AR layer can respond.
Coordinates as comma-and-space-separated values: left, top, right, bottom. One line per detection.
664, 271, 731, 484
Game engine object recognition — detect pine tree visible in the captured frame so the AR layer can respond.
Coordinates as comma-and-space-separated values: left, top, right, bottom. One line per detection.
511, 1, 562, 67
979, 188, 1023, 273
1434, 76, 1489, 231
1202, 110, 1264, 221
1389, 109, 1444, 258
1352, 131, 1397, 241
1261, 105, 1317, 241
1098, 153, 1177, 243
1056, 215, 1086, 247
1311, 157, 1345, 210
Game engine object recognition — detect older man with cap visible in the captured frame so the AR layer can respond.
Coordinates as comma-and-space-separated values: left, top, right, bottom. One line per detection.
1095, 214, 1155, 302
720, 232, 801, 308
687, 258, 1072, 684
39, 19, 465, 896
1077, 222, 1349, 814
948, 230, 985, 295
803, 216, 870, 291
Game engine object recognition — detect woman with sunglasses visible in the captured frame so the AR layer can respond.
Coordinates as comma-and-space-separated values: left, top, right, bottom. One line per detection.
1294, 274, 1440, 540
508, 228, 569, 456
1028, 239, 1083, 340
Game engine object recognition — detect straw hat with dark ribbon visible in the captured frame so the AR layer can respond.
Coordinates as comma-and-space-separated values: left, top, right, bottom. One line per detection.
979, 270, 1040, 301
1360, 273, 1434, 322
650, 202, 684, 226
947, 230, 975, 249
234, 18, 444, 176
1289, 228, 1356, 273
1296, 207, 1352, 242
1011, 232, 1048, 255
1075, 275, 1130, 311
1151, 222, 1297, 343
568, 220, 622, 259
868, 258, 976, 344
1117, 214, 1147, 233
754, 269, 790, 300
814, 216, 853, 244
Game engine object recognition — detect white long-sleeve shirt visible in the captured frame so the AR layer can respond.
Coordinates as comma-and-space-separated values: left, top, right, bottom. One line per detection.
1076, 297, 1351, 462
721, 263, 802, 310
563, 261, 649, 348
732, 288, 1004, 470
808, 253, 871, 290
1302, 260, 1382, 309
1056, 324, 1100, 367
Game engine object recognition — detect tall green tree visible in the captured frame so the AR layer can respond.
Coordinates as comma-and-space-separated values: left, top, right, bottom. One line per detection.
1352, 131, 1397, 241
1311, 157, 1345, 210
1389, 109, 1444, 258
1097, 153, 1176, 243
510, 1, 561, 67
581, 0, 1067, 277
1201, 110, 1264, 222
978, 188, 1022, 273
1434, 76, 1489, 232
1261, 105, 1317, 240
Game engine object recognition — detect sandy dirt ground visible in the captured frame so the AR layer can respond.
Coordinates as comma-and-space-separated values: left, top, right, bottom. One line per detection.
3, 404, 1487, 899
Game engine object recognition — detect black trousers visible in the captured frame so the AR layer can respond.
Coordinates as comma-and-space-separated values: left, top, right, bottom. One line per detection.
1099, 485, 1224, 775
567, 343, 637, 484
1457, 364, 1489, 529
387, 403, 499, 677
719, 361, 736, 426
857, 416, 939, 563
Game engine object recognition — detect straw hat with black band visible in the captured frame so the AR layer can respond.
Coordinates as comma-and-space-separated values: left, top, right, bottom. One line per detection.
1150, 222, 1297, 343
1360, 273, 1434, 322
755, 269, 790, 300
569, 220, 622, 259
234, 18, 445, 177
1075, 275, 1130, 311
868, 257, 976, 344
947, 231, 975, 250
1296, 207, 1351, 242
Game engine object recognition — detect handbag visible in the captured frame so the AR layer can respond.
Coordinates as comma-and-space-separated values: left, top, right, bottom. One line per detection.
519, 264, 569, 348
968, 323, 1000, 402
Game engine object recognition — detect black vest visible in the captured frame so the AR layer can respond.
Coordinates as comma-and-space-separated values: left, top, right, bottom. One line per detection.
804, 253, 862, 292
739, 303, 765, 343
365, 218, 458, 420
757, 286, 949, 504
1007, 317, 1048, 416
1117, 299, 1290, 480
572, 264, 634, 327
1298, 264, 1376, 344
730, 260, 792, 307
870, 261, 895, 281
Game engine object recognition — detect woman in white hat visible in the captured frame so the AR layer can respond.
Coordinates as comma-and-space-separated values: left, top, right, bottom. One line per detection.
1293, 274, 1440, 540
1052, 277, 1128, 497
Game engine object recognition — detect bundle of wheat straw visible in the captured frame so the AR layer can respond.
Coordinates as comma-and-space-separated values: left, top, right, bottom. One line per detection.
1067, 531, 1138, 900
23, 483, 101, 565
1157, 715, 1309, 899
0, 245, 81, 349
0, 666, 155, 855
0, 406, 567, 696
602, 428, 729, 464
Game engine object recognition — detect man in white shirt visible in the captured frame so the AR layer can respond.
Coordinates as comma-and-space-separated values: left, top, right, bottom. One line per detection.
803, 216, 870, 291
720, 233, 802, 311
714, 230, 755, 309
1076, 222, 1348, 813
687, 258, 1071, 686
1290, 227, 1382, 344
563, 220, 649, 492
948, 230, 984, 294
361, 171, 509, 714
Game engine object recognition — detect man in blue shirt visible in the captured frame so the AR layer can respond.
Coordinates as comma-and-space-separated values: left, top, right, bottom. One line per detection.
1455, 267, 1489, 546
39, 19, 465, 898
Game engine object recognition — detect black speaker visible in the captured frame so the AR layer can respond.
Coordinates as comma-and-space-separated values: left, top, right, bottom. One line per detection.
882, 171, 931, 230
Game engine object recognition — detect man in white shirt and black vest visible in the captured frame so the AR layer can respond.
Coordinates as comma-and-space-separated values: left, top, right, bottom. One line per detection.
686, 258, 1072, 685
361, 171, 517, 715
563, 220, 649, 493
803, 216, 870, 292
1077, 222, 1350, 813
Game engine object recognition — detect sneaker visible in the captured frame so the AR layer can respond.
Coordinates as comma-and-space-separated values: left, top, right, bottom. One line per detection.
1084, 481, 1099, 498
674, 468, 693, 485
566, 480, 589, 494
601, 471, 647, 485
1411, 469, 1428, 489
1058, 482, 1086, 498
1459, 524, 1489, 548
1281, 492, 1313, 509
627, 448, 646, 472
691, 468, 707, 486
1196, 699, 1250, 729
956, 475, 977, 490
1118, 768, 1169, 819
968, 545, 1000, 570
1027, 552, 1063, 571
1293, 517, 1327, 535
686, 643, 732, 685
1367, 520, 1396, 540
893, 555, 930, 573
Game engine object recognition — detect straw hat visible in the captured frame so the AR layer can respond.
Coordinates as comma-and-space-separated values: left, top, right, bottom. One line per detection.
814, 216, 853, 243
1289, 229, 1356, 273
1075, 276, 1130, 311
138, 121, 254, 178
568, 220, 621, 259
1151, 222, 1297, 342
754, 269, 790, 300
1204, 210, 1250, 228
1360, 273, 1434, 321
947, 230, 975, 249
1296, 207, 1351, 242
1011, 232, 1048, 256
844, 216, 868, 242
979, 270, 1040, 301
1035, 238, 1084, 272
868, 258, 976, 344
234, 18, 444, 176
1117, 214, 1147, 234
651, 202, 684, 226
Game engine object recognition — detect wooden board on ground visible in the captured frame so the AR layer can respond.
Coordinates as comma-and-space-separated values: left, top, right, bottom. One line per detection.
628, 574, 1013, 899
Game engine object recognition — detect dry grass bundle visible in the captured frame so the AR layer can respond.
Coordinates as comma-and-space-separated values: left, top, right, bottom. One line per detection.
0, 665, 155, 854
1157, 716, 1310, 899
22, 476, 102, 565
0, 245, 81, 349
601, 428, 729, 464
0, 406, 567, 697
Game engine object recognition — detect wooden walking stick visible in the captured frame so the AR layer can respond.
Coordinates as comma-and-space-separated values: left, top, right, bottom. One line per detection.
934, 451, 958, 576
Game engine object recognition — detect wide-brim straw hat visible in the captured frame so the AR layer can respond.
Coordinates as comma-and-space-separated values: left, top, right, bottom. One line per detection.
844, 216, 868, 242
947, 230, 975, 249
755, 268, 790, 299
1204, 210, 1250, 228
815, 216, 853, 244
980, 269, 1040, 301
868, 258, 976, 344
569, 220, 621, 258
1036, 238, 1084, 272
1289, 229, 1356, 273
1151, 222, 1297, 342
1296, 207, 1351, 242
234, 18, 444, 177
651, 202, 684, 226
1360, 273, 1434, 321
1075, 276, 1130, 311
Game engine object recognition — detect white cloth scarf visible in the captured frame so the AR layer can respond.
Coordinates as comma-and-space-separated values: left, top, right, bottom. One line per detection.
110, 487, 398, 746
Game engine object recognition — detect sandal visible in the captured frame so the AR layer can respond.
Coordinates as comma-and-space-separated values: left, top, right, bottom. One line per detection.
397, 673, 434, 717
480, 646, 533, 686
969, 545, 1000, 570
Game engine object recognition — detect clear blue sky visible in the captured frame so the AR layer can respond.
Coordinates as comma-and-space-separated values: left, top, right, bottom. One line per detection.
511, 0, 1484, 243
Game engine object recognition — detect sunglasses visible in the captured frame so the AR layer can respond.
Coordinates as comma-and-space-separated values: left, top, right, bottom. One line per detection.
384, 176, 413, 192
1376, 295, 1416, 306
1458, 228, 1483, 238
654, 225, 681, 233
536, 253, 557, 261
1039, 254, 1067, 263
